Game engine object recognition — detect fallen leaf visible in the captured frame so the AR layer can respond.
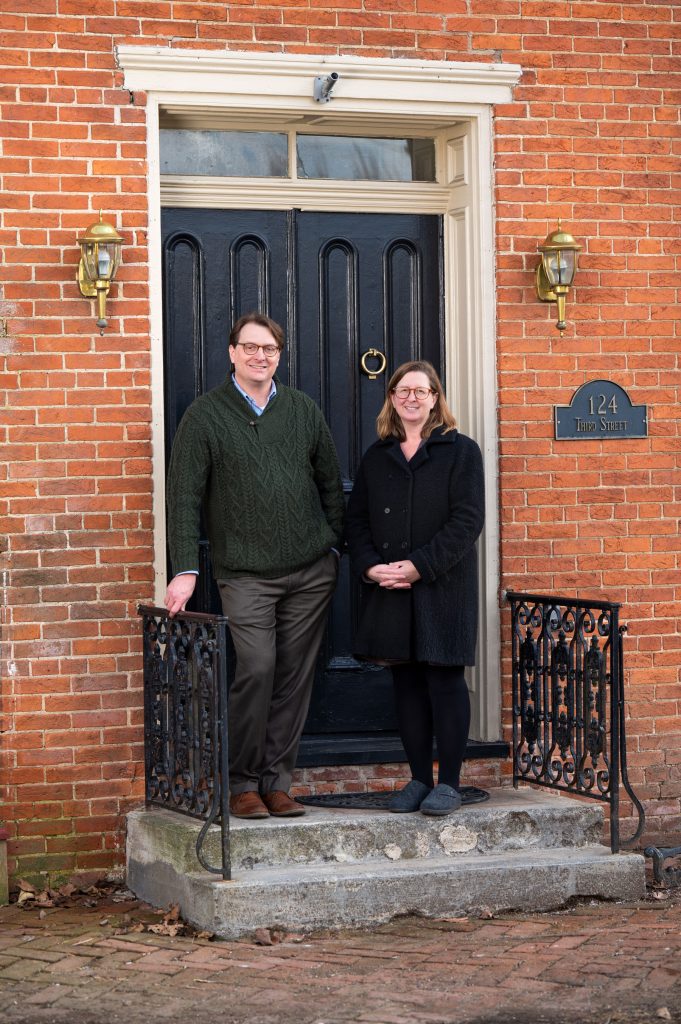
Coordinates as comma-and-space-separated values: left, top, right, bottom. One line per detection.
147, 922, 184, 937
254, 928, 274, 946
656, 1009, 671, 1020
17, 891, 35, 905
111, 890, 137, 903
164, 904, 181, 923
112, 922, 146, 936
99, 918, 109, 927
17, 879, 37, 893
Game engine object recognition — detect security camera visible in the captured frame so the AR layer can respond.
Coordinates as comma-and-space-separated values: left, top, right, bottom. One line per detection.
313, 72, 340, 103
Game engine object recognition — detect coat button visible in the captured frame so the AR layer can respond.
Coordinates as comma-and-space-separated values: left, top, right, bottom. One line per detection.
384, 507, 390, 514
382, 542, 389, 550
401, 542, 408, 549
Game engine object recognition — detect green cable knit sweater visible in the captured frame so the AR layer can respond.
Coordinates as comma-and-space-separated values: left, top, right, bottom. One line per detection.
167, 378, 345, 579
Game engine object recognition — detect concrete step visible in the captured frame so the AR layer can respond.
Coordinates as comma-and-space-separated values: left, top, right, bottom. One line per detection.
126, 788, 646, 939
127, 788, 604, 873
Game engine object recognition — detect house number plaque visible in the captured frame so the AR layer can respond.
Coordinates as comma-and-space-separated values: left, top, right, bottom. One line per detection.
555, 380, 648, 440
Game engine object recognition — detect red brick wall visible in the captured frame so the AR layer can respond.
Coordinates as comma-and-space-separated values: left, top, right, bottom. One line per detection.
493, 1, 681, 844
1, 1, 679, 882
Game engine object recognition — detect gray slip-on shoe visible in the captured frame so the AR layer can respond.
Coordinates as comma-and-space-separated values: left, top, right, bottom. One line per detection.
388, 779, 432, 813
419, 783, 462, 816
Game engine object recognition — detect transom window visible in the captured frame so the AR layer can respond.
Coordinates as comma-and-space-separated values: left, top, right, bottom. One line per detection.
160, 130, 289, 178
160, 129, 436, 183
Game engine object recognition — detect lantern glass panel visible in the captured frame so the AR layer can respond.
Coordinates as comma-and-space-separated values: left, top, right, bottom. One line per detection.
98, 242, 121, 281
82, 242, 98, 282
544, 249, 575, 288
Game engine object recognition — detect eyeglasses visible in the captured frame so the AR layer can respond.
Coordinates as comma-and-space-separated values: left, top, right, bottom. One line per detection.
235, 342, 281, 358
392, 386, 435, 401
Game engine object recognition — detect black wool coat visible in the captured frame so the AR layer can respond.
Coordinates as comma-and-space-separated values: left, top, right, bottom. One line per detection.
345, 427, 485, 666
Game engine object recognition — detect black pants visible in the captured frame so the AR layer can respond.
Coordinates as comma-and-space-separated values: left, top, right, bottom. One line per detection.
391, 662, 470, 790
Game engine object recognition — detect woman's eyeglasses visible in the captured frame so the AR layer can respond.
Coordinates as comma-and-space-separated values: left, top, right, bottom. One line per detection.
392, 386, 435, 401
236, 342, 280, 357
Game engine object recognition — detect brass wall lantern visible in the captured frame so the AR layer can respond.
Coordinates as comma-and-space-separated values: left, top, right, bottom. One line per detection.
77, 213, 123, 334
536, 220, 581, 335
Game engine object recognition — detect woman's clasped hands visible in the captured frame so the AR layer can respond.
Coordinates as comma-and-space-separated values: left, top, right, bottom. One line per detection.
365, 560, 420, 589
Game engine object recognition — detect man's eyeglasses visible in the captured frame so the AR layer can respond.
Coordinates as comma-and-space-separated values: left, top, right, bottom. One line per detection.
236, 342, 281, 358
392, 386, 435, 401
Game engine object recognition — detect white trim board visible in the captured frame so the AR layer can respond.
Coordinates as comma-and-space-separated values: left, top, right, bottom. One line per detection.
117, 46, 522, 744
118, 47, 520, 109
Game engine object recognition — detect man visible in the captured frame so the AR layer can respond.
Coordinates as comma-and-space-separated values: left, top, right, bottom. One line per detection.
164, 313, 344, 819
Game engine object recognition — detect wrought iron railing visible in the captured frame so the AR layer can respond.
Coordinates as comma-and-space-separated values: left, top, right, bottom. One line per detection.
138, 605, 231, 879
644, 844, 681, 888
507, 591, 645, 854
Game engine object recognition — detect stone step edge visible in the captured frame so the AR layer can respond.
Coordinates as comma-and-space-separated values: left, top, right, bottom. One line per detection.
129, 844, 646, 939
188, 844, 644, 888
127, 793, 607, 874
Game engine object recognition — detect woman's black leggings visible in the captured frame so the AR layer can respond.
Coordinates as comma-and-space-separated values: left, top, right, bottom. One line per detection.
391, 662, 470, 790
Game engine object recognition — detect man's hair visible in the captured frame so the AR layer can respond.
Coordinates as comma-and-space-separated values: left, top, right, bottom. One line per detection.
229, 312, 285, 351
376, 360, 457, 441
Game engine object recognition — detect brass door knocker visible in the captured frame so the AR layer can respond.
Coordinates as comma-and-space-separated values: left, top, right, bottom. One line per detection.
360, 348, 387, 380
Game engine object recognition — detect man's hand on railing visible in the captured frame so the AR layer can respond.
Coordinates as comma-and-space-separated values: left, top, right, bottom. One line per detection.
164, 573, 197, 616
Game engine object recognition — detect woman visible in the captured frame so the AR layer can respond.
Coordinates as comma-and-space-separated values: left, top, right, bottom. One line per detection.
346, 361, 485, 816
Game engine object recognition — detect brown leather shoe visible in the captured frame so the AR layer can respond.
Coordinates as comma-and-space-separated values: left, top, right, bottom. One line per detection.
229, 791, 269, 819
261, 790, 306, 817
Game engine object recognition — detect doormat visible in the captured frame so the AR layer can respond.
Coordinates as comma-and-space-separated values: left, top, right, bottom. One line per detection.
297, 786, 489, 810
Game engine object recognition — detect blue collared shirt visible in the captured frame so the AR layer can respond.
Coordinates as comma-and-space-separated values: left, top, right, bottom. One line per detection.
231, 373, 276, 415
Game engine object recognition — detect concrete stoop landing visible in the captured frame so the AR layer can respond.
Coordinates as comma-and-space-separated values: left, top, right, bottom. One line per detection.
126, 788, 645, 940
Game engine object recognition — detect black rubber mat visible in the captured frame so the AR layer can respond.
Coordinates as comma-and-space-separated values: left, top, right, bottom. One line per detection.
297, 785, 489, 810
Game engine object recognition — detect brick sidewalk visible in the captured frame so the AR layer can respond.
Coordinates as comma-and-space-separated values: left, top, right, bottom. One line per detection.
1, 889, 680, 1024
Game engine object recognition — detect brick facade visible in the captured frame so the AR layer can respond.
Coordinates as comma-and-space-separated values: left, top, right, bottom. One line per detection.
1, 1, 679, 883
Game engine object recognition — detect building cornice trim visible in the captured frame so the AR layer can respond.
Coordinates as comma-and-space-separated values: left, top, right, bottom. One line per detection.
117, 46, 522, 109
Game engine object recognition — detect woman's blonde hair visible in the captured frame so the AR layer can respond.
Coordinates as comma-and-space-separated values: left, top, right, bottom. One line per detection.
376, 360, 457, 441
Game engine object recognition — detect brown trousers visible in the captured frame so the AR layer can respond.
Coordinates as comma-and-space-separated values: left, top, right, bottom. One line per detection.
217, 551, 338, 795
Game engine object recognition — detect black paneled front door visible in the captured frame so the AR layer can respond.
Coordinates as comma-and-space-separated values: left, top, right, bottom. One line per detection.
162, 207, 443, 763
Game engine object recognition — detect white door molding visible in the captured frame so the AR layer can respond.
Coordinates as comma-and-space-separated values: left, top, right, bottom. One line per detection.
118, 46, 521, 743
118, 47, 520, 110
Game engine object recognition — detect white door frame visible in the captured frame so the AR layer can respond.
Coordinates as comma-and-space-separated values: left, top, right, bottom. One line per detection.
118, 47, 521, 743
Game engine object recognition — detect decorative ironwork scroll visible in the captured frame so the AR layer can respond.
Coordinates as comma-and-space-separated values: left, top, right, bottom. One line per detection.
644, 845, 681, 888
507, 591, 645, 854
138, 605, 231, 879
